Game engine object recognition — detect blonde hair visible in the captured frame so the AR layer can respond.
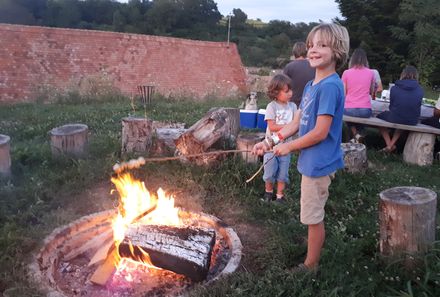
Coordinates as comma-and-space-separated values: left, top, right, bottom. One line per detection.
306, 23, 350, 70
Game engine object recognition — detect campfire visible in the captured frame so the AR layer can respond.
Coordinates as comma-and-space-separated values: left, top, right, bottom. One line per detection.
30, 170, 242, 297
89, 173, 216, 285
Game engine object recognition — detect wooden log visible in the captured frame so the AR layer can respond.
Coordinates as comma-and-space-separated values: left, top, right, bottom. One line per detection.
89, 249, 119, 286
236, 133, 265, 164
150, 128, 187, 156
121, 117, 153, 154
175, 107, 238, 155
50, 124, 88, 158
403, 132, 436, 166
88, 240, 115, 267
211, 107, 240, 149
64, 229, 113, 261
379, 187, 437, 266
341, 143, 367, 174
0, 134, 11, 176
118, 224, 216, 281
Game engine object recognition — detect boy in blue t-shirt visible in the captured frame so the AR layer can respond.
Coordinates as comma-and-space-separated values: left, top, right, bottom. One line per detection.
252, 23, 350, 273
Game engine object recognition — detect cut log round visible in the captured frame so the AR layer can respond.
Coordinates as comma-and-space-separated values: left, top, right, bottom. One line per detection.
341, 143, 367, 173
0, 134, 11, 176
403, 132, 435, 166
121, 117, 153, 154
236, 133, 265, 164
119, 224, 216, 281
49, 124, 88, 158
379, 187, 437, 264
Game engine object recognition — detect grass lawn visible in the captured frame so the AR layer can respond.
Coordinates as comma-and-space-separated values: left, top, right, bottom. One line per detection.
0, 95, 439, 297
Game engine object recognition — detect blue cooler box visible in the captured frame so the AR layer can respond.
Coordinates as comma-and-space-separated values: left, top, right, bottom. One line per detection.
239, 110, 258, 129
257, 109, 267, 131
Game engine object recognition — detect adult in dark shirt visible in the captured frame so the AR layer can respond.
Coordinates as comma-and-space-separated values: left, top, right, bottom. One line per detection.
283, 42, 315, 108
377, 65, 424, 152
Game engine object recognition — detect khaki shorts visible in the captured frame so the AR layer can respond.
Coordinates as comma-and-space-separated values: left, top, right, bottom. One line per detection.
300, 174, 332, 225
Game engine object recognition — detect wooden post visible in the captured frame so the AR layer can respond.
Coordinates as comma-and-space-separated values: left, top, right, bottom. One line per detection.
341, 143, 367, 174
50, 124, 88, 158
121, 117, 153, 154
0, 134, 11, 176
379, 187, 437, 265
403, 132, 435, 166
236, 133, 265, 164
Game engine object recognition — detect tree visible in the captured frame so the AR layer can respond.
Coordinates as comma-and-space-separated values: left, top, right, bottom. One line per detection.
391, 0, 440, 85
0, 0, 36, 25
231, 8, 247, 28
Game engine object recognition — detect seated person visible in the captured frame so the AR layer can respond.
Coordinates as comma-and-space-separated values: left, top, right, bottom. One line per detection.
342, 48, 375, 142
377, 65, 423, 152
421, 95, 440, 129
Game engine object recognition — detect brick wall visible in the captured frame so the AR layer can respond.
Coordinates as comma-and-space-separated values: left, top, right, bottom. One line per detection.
0, 24, 248, 103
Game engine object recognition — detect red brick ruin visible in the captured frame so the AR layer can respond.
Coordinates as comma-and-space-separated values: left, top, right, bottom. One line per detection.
0, 24, 248, 103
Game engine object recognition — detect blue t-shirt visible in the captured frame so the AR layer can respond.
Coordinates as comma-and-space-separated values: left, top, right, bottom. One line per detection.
298, 73, 345, 177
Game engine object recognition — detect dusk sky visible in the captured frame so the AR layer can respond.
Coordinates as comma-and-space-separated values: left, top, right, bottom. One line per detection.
117, 0, 342, 24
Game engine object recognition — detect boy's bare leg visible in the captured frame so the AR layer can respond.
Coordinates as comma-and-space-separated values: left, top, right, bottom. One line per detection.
276, 181, 285, 197
304, 221, 325, 269
265, 182, 274, 193
379, 127, 391, 148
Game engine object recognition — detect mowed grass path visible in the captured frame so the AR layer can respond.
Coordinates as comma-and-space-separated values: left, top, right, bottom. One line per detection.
0, 96, 439, 297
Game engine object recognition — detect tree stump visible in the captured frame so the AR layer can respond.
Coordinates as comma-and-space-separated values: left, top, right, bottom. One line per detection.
379, 187, 437, 265
403, 132, 435, 166
0, 134, 11, 176
121, 117, 153, 154
50, 124, 88, 158
236, 133, 265, 164
341, 143, 367, 173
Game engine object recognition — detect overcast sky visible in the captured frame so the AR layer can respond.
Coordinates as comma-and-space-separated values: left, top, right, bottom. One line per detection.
117, 1, 342, 24
216, 0, 342, 23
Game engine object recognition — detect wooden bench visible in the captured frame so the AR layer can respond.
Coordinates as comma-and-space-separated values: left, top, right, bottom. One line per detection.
343, 115, 440, 166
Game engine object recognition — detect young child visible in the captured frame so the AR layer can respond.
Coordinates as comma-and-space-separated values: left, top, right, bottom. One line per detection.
253, 23, 350, 273
262, 74, 297, 204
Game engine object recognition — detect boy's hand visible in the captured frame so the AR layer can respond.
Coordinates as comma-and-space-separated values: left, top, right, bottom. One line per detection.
273, 142, 292, 156
251, 141, 268, 156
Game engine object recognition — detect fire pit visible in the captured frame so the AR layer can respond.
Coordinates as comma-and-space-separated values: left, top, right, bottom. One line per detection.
29, 174, 242, 297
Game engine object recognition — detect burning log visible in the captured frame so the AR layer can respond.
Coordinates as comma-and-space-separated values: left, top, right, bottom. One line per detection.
119, 224, 216, 281
89, 249, 119, 286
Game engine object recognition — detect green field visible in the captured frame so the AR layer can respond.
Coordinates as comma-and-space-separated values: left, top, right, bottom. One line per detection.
0, 95, 439, 297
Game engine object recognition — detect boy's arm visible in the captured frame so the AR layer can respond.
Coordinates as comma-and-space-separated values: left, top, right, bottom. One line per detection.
273, 114, 332, 156
251, 109, 301, 156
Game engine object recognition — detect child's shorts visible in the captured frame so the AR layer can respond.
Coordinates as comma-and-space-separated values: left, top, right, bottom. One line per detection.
262, 152, 291, 183
300, 174, 332, 225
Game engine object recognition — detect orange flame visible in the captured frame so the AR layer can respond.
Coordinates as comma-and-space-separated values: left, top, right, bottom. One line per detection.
110, 173, 182, 278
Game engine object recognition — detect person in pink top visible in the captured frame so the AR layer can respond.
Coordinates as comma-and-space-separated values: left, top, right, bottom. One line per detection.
342, 48, 375, 142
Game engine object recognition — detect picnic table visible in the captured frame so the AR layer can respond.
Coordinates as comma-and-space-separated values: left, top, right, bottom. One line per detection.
371, 98, 434, 120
